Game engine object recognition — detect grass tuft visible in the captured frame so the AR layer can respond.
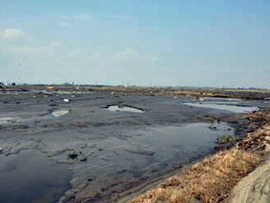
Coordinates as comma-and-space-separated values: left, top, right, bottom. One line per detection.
217, 135, 237, 145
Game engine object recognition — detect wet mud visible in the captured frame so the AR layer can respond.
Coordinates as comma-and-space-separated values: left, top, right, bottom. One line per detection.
0, 90, 265, 202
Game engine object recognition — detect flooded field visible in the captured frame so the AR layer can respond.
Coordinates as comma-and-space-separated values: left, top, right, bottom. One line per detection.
0, 90, 264, 202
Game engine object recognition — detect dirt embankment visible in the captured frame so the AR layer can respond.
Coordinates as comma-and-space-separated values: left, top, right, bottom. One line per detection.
228, 157, 270, 203
131, 110, 270, 203
228, 112, 270, 203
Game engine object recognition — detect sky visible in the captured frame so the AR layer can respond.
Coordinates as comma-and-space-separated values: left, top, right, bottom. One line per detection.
0, 0, 270, 87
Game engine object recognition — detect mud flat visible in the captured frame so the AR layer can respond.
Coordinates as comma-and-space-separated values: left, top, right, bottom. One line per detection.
0, 89, 265, 202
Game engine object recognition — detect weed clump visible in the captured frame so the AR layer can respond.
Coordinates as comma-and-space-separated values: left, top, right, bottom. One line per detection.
217, 135, 237, 145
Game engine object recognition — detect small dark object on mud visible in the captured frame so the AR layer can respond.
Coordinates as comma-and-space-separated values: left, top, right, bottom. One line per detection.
49, 103, 58, 107
172, 164, 183, 170
209, 126, 217, 130
79, 152, 87, 162
67, 149, 78, 159
79, 157, 87, 162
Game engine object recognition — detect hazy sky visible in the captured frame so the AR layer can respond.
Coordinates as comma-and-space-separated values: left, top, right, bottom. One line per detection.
0, 0, 270, 87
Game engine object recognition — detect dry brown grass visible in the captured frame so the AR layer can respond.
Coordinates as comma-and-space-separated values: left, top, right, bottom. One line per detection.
236, 111, 270, 151
242, 111, 270, 125
131, 149, 262, 203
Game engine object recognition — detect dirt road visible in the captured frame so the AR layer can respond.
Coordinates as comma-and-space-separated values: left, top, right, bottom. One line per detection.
229, 157, 270, 203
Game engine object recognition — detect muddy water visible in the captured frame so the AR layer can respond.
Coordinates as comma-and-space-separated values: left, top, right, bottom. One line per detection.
0, 150, 71, 203
183, 103, 258, 113
0, 91, 263, 202
183, 97, 259, 113
55, 122, 233, 202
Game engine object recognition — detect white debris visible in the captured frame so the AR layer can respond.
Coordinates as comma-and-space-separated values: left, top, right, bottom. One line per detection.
107, 105, 144, 113
63, 99, 69, 103
51, 110, 70, 118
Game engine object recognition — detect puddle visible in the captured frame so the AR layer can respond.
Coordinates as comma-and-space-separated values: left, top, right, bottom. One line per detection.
126, 122, 232, 161
106, 105, 145, 113
73, 122, 233, 202
51, 110, 70, 118
201, 97, 243, 102
98, 122, 232, 167
183, 102, 258, 113
0, 150, 71, 203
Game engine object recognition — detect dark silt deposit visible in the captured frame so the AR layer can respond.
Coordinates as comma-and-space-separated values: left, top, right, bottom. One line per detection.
0, 90, 265, 202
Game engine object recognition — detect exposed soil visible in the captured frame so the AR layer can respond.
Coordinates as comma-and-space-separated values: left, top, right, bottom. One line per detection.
229, 157, 270, 203
0, 86, 268, 202
228, 111, 270, 203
